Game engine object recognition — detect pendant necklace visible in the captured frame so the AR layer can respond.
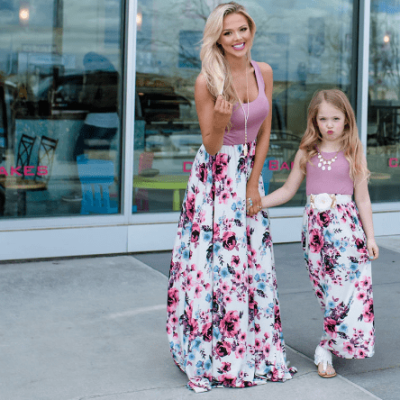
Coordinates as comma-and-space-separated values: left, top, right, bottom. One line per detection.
317, 147, 339, 171
234, 63, 250, 156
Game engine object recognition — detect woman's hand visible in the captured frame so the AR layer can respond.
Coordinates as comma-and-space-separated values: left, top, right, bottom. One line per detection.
213, 95, 233, 131
367, 237, 379, 261
246, 184, 262, 217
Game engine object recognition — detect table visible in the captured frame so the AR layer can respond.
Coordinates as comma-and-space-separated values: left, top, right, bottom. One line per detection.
133, 174, 189, 211
0, 177, 46, 216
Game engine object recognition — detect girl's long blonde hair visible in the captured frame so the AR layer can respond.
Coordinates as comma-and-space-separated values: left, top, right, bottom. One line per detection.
200, 2, 256, 104
299, 89, 370, 183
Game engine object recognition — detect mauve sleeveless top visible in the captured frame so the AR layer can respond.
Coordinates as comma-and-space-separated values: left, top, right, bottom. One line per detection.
223, 60, 269, 145
306, 150, 354, 195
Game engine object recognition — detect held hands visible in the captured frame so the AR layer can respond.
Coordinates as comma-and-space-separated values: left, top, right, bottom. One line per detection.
246, 184, 262, 217
367, 238, 379, 261
213, 95, 233, 131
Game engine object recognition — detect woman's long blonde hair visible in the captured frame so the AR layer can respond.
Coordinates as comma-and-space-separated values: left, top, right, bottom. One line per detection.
200, 2, 256, 104
299, 89, 370, 183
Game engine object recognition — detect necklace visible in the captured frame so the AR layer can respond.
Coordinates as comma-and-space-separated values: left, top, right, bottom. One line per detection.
233, 64, 250, 156
317, 148, 339, 171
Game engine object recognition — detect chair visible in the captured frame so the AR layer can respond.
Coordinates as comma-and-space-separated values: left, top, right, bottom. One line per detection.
35, 136, 58, 185
16, 134, 37, 169
134, 151, 154, 212
77, 156, 118, 215
0, 134, 37, 216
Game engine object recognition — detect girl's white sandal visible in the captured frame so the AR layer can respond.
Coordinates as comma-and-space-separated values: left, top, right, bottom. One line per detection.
315, 345, 337, 378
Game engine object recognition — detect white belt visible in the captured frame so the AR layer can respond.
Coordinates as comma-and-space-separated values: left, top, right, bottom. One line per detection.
306, 194, 352, 211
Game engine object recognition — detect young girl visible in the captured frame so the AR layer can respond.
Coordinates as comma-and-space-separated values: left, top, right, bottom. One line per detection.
259, 89, 379, 378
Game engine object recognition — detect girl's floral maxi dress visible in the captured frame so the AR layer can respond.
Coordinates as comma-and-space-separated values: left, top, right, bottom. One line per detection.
302, 152, 375, 360
166, 61, 295, 393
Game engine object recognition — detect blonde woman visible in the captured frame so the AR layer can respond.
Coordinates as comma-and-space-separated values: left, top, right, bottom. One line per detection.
261, 89, 378, 378
166, 2, 296, 392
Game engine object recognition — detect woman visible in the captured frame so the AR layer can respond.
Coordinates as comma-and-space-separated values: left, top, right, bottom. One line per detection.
166, 2, 296, 392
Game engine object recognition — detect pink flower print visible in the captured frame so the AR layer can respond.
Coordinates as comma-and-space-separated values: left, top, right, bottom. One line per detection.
213, 222, 220, 240
195, 271, 203, 281
226, 177, 233, 188
247, 275, 253, 285
357, 348, 367, 358
363, 299, 374, 323
356, 291, 367, 302
221, 361, 231, 372
224, 294, 232, 303
254, 323, 261, 334
355, 238, 365, 252
212, 153, 229, 182
219, 190, 231, 204
202, 322, 213, 342
185, 192, 196, 221
167, 288, 179, 312
231, 255, 240, 266
316, 211, 331, 228
218, 373, 237, 387
309, 228, 324, 253
184, 275, 194, 291
263, 343, 271, 358
255, 338, 262, 350
220, 310, 240, 338
191, 223, 200, 243
235, 271, 242, 282
216, 340, 232, 357
324, 318, 338, 338
196, 162, 207, 183
343, 341, 355, 355
235, 344, 246, 359
170, 315, 178, 327
238, 332, 247, 342
194, 284, 203, 298
360, 276, 372, 290
222, 231, 237, 250
221, 282, 230, 293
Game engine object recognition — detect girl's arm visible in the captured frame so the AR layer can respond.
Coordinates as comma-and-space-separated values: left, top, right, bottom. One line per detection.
247, 62, 273, 216
194, 74, 232, 156
260, 149, 305, 209
354, 156, 379, 260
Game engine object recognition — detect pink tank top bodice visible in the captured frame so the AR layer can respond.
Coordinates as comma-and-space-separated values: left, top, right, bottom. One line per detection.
306, 150, 354, 195
223, 60, 269, 145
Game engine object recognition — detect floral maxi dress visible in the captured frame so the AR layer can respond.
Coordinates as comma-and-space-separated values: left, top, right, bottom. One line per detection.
166, 60, 295, 393
302, 153, 375, 360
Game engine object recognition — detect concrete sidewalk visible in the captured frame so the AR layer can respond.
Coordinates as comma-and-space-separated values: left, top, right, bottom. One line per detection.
1, 236, 398, 400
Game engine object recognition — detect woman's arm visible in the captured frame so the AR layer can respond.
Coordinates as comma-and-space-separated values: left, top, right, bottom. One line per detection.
194, 74, 232, 156
247, 62, 273, 215
260, 149, 305, 209
354, 158, 379, 260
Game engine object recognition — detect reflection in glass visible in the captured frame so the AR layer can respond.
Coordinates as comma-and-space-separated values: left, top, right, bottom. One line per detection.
0, 0, 124, 218
368, 0, 400, 202
133, 0, 356, 212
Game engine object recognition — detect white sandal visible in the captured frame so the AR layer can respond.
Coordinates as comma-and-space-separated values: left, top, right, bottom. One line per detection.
314, 345, 337, 378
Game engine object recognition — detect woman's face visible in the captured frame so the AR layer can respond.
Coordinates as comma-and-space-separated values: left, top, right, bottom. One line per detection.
217, 13, 252, 59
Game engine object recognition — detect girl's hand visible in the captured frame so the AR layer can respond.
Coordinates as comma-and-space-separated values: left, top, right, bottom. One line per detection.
213, 95, 233, 131
367, 238, 379, 260
246, 184, 262, 217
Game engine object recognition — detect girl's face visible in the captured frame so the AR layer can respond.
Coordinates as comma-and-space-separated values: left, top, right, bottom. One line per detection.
218, 13, 252, 59
316, 101, 347, 147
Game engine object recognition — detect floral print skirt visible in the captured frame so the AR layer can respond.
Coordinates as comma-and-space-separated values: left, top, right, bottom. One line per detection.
167, 141, 296, 392
302, 200, 375, 359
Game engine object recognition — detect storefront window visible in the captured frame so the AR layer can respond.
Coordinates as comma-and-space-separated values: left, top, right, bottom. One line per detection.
368, 0, 400, 202
0, 0, 124, 218
133, 0, 357, 213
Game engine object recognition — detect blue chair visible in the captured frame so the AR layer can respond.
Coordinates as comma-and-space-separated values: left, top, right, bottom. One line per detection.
77, 156, 118, 214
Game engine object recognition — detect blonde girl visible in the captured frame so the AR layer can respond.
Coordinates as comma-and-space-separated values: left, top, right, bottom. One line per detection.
259, 89, 378, 378
167, 1, 296, 393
